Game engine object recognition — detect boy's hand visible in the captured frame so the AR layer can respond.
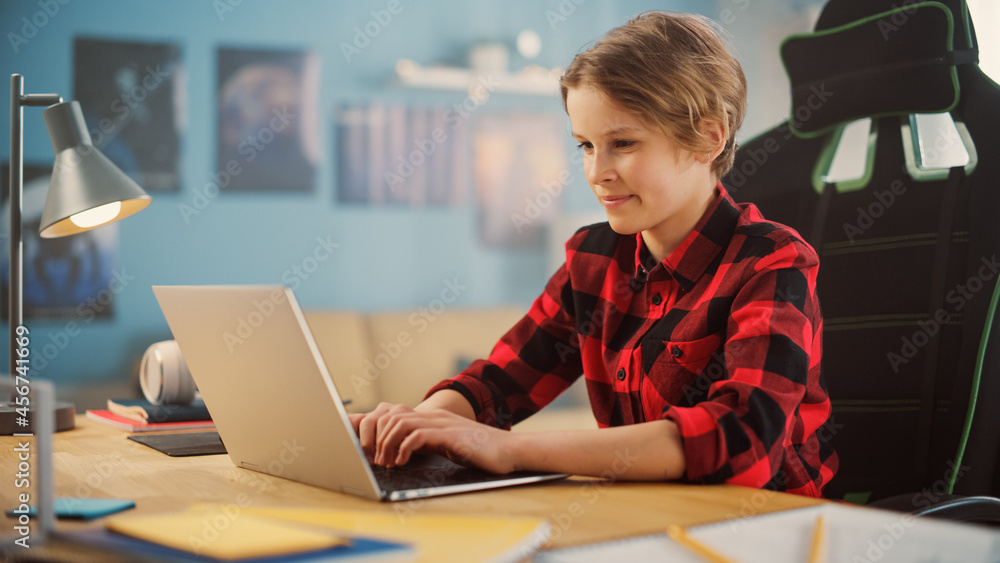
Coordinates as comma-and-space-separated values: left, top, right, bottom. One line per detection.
349, 403, 518, 474
350, 402, 413, 462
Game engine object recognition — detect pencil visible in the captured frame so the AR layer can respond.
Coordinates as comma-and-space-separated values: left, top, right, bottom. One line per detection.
808, 515, 826, 563
666, 524, 738, 563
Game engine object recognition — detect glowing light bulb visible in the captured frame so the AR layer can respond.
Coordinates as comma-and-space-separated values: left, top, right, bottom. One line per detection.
69, 201, 121, 229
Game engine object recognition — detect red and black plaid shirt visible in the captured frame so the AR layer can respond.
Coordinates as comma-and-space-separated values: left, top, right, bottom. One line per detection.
428, 185, 838, 497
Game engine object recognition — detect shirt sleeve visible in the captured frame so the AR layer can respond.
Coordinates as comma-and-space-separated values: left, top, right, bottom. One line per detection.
661, 234, 826, 492
425, 263, 584, 429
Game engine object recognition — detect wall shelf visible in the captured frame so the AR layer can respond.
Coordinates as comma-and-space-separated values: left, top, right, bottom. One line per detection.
395, 59, 561, 96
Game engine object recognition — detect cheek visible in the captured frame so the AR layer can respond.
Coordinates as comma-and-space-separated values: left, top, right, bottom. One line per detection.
582, 155, 596, 185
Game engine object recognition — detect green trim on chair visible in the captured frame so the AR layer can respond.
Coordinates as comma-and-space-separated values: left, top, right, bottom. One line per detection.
947, 269, 1000, 493
843, 491, 872, 505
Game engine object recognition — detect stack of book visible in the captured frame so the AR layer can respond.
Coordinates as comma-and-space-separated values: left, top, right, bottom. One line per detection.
86, 398, 214, 432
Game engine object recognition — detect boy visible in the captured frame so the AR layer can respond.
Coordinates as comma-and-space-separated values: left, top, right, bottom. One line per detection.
352, 11, 837, 497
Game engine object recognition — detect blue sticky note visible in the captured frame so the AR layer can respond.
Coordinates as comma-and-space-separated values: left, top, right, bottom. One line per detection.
6, 498, 135, 521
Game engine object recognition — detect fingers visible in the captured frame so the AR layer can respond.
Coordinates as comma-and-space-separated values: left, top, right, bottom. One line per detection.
351, 405, 503, 472
355, 402, 410, 459
396, 424, 515, 474
376, 409, 453, 467
395, 428, 444, 467
394, 426, 476, 468
348, 413, 365, 434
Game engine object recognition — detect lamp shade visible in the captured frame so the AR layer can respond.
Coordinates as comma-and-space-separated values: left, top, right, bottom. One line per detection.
38, 101, 151, 238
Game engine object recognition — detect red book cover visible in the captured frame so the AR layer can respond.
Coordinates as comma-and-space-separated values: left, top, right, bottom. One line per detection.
85, 410, 215, 433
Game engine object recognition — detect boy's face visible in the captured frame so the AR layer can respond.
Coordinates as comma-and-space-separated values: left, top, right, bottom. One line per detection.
566, 85, 717, 259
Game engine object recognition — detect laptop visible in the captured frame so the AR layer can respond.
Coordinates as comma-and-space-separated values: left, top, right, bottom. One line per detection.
152, 285, 567, 501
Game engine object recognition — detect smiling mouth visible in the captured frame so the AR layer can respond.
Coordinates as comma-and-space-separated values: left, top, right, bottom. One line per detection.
600, 195, 633, 208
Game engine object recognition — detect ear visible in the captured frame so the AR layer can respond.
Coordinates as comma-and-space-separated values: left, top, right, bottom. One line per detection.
695, 120, 727, 165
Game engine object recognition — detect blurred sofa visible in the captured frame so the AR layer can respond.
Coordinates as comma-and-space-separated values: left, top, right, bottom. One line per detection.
303, 308, 594, 431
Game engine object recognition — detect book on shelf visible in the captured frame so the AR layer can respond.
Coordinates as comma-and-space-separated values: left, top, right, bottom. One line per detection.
106, 397, 211, 423
85, 409, 215, 432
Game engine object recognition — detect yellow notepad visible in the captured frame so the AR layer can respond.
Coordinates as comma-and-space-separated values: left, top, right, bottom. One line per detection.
106, 506, 347, 560
239, 507, 550, 562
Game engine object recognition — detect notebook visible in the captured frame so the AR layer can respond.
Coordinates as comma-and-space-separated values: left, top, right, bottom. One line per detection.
152, 285, 566, 502
534, 503, 1000, 562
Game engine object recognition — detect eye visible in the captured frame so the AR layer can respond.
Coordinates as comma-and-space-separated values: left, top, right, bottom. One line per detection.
576, 141, 593, 151
613, 139, 635, 149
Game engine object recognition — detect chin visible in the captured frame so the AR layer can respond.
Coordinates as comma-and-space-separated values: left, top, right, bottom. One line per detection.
605, 216, 641, 236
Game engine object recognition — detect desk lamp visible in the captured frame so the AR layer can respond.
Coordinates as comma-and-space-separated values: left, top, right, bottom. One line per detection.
1, 74, 152, 434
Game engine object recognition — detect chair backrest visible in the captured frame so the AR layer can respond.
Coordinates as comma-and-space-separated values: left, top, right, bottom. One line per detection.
723, 0, 1000, 503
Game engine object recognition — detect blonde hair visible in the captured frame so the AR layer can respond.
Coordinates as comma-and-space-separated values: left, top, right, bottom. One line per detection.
560, 12, 747, 178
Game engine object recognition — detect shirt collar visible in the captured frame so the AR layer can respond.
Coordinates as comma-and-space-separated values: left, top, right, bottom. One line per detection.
633, 183, 742, 293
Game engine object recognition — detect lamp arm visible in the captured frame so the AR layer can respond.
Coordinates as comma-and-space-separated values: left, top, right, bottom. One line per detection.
10, 74, 24, 386
8, 74, 60, 391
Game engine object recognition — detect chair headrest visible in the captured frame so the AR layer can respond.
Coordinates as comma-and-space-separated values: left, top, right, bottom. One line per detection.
781, 1, 979, 138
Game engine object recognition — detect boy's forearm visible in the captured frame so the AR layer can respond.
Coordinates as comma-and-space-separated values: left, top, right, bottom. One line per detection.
508, 419, 687, 481
416, 389, 476, 420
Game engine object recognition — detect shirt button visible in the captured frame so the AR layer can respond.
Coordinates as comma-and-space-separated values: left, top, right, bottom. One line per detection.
616, 368, 626, 381
671, 346, 683, 358
651, 293, 662, 306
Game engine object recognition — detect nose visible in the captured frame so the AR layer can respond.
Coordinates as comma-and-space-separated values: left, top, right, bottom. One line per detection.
586, 149, 616, 186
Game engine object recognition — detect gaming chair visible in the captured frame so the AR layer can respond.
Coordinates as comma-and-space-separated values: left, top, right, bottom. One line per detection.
723, 0, 1000, 520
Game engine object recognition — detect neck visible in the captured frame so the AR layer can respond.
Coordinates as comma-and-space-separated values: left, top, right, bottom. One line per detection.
641, 182, 717, 263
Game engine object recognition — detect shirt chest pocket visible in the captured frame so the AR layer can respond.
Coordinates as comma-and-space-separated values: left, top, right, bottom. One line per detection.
644, 332, 725, 407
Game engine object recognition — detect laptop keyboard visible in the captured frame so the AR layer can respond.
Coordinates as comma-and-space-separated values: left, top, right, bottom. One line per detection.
372, 454, 537, 493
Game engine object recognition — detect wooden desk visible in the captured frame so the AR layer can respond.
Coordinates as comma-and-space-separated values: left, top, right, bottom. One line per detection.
2, 416, 825, 557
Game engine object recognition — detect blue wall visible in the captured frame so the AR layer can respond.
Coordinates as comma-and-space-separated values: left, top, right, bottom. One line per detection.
1, 0, 710, 389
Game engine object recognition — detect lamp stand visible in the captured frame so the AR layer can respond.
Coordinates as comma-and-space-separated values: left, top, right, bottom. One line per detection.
2, 74, 75, 434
